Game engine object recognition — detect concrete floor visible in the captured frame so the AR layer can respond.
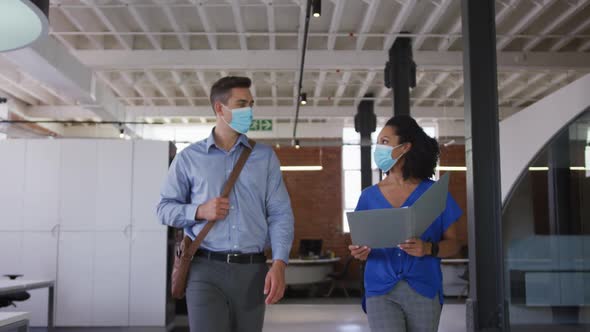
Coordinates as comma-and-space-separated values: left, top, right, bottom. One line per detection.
29, 303, 466, 332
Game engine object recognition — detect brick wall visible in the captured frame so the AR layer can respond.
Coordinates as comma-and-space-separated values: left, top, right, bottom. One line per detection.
439, 144, 468, 247
273, 146, 356, 263
272, 143, 468, 282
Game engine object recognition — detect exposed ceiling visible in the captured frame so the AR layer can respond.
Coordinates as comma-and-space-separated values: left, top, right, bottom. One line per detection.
1, 0, 590, 127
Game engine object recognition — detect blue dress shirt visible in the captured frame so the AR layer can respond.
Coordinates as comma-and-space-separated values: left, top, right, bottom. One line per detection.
156, 130, 295, 263
355, 180, 462, 310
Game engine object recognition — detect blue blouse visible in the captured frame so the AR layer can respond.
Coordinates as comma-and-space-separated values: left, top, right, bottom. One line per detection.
355, 179, 462, 309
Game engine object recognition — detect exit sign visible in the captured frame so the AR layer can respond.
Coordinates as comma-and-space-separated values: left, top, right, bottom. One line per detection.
250, 119, 273, 131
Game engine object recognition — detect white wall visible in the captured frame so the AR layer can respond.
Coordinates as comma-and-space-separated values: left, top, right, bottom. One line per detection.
500, 73, 590, 203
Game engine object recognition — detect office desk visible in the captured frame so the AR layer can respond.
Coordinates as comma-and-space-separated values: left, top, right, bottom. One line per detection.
268, 258, 340, 285
441, 259, 468, 297
0, 280, 54, 331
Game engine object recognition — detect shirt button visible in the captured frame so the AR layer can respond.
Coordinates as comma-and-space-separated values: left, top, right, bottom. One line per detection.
398, 253, 401, 257
232, 225, 236, 229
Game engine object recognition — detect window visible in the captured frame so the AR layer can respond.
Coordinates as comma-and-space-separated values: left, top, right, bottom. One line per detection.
342, 124, 436, 232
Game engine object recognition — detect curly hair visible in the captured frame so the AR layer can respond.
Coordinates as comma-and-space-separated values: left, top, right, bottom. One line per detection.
385, 115, 439, 180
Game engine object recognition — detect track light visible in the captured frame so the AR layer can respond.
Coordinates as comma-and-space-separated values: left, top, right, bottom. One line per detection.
312, 0, 321, 17
300, 92, 307, 105
119, 128, 125, 139
294, 139, 301, 149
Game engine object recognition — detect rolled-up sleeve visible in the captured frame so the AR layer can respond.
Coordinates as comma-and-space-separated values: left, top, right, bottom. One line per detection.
265, 151, 295, 263
156, 153, 200, 228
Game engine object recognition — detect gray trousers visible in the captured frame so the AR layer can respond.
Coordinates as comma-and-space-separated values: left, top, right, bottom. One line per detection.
186, 256, 268, 332
366, 281, 442, 332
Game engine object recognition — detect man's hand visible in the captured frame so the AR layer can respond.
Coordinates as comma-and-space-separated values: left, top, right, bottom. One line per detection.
264, 260, 286, 305
398, 238, 430, 257
196, 197, 230, 221
349, 245, 371, 261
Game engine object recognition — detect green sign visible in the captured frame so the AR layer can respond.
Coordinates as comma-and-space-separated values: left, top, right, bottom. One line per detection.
250, 119, 273, 131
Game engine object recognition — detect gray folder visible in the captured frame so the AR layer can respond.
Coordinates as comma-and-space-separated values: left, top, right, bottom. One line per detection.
346, 173, 450, 248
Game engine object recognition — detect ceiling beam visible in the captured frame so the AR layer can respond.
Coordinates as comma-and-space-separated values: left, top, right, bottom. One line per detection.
121, 72, 155, 106
502, 73, 546, 103
264, 0, 276, 50
189, 0, 217, 50
356, 0, 381, 51
59, 7, 104, 49
333, 71, 352, 106
383, 0, 417, 50
125, 2, 161, 50
495, 0, 519, 27
550, 16, 590, 51
498, 72, 522, 92
314, 71, 327, 106
413, 0, 453, 50
81, 0, 133, 50
96, 71, 133, 106
30, 105, 481, 120
435, 76, 463, 106
159, 2, 190, 50
74, 50, 590, 71
496, 0, 557, 51
270, 71, 278, 107
415, 72, 450, 105
327, 0, 346, 50
523, 0, 589, 51
513, 73, 569, 107
246, 71, 257, 99
354, 71, 376, 105
195, 71, 210, 98
229, 0, 248, 50
437, 15, 461, 51
578, 39, 590, 52
145, 71, 175, 106
0, 81, 39, 105
171, 71, 196, 106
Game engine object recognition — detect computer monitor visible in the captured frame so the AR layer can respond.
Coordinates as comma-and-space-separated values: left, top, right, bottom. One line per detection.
298, 239, 323, 258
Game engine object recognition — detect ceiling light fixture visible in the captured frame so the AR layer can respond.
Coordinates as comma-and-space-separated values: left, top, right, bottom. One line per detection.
0, 0, 49, 52
300, 92, 307, 105
312, 0, 321, 17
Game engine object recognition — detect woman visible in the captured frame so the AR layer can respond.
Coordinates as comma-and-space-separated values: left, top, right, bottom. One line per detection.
349, 115, 463, 332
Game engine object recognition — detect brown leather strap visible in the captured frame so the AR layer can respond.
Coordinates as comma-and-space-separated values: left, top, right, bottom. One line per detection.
184, 139, 256, 259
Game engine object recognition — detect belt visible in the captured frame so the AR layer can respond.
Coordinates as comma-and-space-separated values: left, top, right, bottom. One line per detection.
196, 249, 267, 264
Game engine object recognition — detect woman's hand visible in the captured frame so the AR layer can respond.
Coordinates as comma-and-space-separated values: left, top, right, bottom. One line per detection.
349, 245, 371, 261
398, 238, 430, 257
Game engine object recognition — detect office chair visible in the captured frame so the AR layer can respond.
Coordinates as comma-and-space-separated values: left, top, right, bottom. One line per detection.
0, 275, 30, 308
324, 256, 354, 297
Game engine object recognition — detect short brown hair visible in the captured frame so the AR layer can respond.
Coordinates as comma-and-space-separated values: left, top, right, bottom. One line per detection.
210, 76, 251, 111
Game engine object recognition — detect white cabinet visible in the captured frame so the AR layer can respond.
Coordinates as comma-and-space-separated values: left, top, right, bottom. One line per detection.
0, 139, 170, 328
59, 140, 97, 231
92, 231, 130, 326
19, 232, 58, 326
0, 232, 23, 275
95, 141, 132, 231
23, 141, 61, 231
129, 230, 167, 326
132, 141, 169, 231
56, 232, 93, 326
0, 140, 26, 231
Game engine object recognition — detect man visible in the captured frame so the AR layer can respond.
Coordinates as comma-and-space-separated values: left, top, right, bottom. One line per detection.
157, 76, 294, 332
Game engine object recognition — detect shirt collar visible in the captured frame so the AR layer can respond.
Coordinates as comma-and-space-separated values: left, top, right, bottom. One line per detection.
206, 127, 251, 153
